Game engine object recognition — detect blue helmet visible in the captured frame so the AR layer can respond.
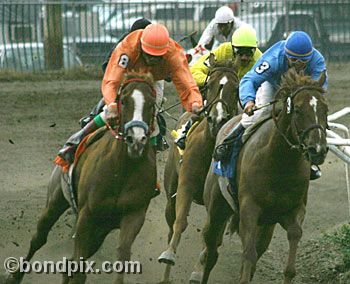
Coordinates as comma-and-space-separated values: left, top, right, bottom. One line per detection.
284, 31, 313, 61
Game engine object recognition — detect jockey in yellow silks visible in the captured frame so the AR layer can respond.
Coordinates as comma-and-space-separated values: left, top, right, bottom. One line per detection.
174, 25, 263, 150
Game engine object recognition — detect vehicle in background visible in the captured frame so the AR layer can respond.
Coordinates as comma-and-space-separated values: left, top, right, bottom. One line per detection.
98, 1, 226, 47
243, 10, 331, 60
289, 1, 350, 60
63, 36, 116, 66
0, 42, 83, 72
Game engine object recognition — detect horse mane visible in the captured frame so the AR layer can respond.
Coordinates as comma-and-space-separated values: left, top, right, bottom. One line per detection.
210, 59, 235, 69
280, 68, 325, 93
123, 71, 154, 86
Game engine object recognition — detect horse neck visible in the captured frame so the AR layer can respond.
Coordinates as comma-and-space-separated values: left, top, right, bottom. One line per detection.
268, 111, 304, 165
202, 117, 216, 141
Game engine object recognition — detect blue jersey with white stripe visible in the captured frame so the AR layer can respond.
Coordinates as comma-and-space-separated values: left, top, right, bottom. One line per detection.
239, 41, 328, 107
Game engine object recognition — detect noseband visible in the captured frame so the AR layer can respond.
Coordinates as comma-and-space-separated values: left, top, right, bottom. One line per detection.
110, 77, 156, 141
272, 86, 327, 154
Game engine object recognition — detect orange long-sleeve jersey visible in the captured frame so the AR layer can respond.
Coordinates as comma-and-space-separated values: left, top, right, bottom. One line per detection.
102, 30, 202, 112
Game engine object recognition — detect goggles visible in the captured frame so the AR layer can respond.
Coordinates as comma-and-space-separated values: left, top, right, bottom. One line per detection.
234, 47, 255, 57
286, 56, 310, 64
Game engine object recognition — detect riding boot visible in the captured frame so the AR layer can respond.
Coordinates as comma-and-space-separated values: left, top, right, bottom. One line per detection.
213, 123, 245, 162
79, 98, 105, 128
154, 112, 169, 152
155, 134, 169, 152
310, 164, 322, 180
174, 119, 193, 150
58, 120, 99, 164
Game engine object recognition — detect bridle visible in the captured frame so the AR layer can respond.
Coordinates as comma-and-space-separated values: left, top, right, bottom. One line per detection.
271, 85, 327, 155
200, 66, 239, 119
108, 77, 156, 141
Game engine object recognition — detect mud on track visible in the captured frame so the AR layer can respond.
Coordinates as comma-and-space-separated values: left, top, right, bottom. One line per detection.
0, 64, 350, 283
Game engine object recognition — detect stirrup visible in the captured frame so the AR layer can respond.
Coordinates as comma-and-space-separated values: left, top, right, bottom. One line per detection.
213, 143, 232, 162
58, 145, 75, 164
174, 137, 186, 150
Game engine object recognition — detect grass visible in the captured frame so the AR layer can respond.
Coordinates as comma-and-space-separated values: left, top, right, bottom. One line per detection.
324, 224, 350, 273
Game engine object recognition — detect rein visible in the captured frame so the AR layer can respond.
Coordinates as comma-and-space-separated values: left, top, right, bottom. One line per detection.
200, 66, 239, 118
108, 77, 156, 141
271, 85, 326, 153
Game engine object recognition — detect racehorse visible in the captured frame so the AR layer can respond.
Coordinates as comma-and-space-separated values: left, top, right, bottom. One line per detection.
189, 68, 329, 284
158, 54, 241, 282
6, 72, 157, 284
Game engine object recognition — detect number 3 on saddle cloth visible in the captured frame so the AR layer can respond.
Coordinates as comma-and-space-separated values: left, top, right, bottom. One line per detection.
213, 131, 244, 196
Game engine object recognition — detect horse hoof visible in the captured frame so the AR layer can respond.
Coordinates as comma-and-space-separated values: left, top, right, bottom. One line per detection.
158, 251, 176, 265
189, 271, 203, 283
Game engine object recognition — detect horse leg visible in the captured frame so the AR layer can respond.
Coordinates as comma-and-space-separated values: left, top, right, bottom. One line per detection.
62, 207, 110, 284
190, 184, 231, 284
161, 195, 176, 283
6, 180, 69, 284
280, 207, 306, 284
113, 209, 146, 284
239, 199, 260, 284
250, 224, 276, 280
158, 179, 194, 265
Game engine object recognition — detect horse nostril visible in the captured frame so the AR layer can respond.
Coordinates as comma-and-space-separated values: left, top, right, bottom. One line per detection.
308, 147, 318, 156
125, 136, 133, 144
141, 136, 147, 143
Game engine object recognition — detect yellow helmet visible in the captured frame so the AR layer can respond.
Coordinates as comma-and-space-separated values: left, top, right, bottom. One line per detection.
231, 25, 258, 48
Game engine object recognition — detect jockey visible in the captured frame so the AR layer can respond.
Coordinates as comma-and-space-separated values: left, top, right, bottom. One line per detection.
213, 31, 328, 180
191, 6, 246, 60
55, 23, 202, 168
80, 18, 153, 129
174, 25, 262, 150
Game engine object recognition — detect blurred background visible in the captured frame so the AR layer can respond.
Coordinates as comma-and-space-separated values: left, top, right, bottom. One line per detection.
0, 0, 349, 72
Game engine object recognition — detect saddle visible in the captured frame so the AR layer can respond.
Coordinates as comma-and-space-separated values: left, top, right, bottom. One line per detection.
242, 114, 273, 144
74, 126, 107, 163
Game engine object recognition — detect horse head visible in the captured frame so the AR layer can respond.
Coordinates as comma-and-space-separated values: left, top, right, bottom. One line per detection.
276, 68, 329, 165
203, 53, 240, 137
116, 72, 156, 158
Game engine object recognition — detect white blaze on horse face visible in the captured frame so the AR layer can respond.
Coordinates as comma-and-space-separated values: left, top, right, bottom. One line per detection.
310, 96, 319, 124
131, 89, 146, 137
216, 76, 228, 123
310, 96, 322, 139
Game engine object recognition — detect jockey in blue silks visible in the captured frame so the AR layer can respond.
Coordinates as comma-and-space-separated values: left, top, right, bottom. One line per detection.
213, 31, 328, 180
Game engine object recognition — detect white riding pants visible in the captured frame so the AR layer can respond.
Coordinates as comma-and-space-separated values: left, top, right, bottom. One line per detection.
241, 82, 276, 129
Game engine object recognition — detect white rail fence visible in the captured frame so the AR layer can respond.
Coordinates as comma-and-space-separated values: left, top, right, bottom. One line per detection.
326, 107, 350, 218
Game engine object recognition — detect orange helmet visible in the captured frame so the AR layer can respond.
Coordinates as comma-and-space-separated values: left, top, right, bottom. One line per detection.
141, 23, 170, 56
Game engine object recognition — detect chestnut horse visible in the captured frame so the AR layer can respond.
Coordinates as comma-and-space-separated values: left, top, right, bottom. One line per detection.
158, 55, 241, 282
189, 69, 329, 284
6, 72, 157, 284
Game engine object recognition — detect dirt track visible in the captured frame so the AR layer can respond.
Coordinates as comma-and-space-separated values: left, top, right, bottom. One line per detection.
0, 64, 350, 284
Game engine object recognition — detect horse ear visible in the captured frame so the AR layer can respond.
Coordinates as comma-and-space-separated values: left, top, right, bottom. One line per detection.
208, 53, 216, 66
317, 70, 327, 87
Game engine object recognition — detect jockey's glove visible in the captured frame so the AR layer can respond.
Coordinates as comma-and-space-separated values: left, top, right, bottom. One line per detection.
105, 102, 118, 129
191, 102, 202, 114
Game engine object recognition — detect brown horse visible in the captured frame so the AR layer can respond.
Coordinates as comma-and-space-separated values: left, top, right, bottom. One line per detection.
6, 72, 157, 284
190, 69, 329, 284
158, 55, 241, 282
